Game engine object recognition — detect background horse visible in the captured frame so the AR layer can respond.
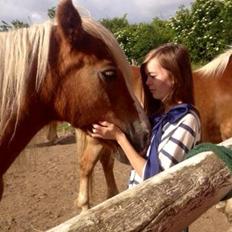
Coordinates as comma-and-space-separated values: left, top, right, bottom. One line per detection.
0, 0, 150, 201
71, 48, 232, 211
194, 49, 232, 142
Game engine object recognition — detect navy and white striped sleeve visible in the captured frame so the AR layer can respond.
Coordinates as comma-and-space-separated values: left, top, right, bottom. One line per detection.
158, 112, 201, 171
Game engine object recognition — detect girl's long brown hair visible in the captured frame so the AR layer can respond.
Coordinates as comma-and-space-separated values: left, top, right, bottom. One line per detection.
140, 43, 194, 116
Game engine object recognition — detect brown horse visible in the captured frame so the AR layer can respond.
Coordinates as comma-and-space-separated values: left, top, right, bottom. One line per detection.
73, 49, 232, 211
0, 0, 151, 201
194, 49, 232, 142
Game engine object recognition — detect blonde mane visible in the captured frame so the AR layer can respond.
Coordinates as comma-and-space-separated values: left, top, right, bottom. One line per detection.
0, 14, 133, 136
194, 49, 232, 78
82, 17, 133, 90
0, 21, 52, 134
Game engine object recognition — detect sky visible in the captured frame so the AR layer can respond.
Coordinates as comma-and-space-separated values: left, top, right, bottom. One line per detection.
0, 0, 193, 24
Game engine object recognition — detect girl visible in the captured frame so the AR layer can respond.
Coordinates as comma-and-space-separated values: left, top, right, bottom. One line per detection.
90, 43, 201, 191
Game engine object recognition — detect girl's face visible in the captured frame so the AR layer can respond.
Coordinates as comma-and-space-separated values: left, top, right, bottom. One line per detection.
145, 57, 174, 102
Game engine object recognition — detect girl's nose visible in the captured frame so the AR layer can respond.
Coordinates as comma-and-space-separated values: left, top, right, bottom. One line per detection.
146, 76, 152, 85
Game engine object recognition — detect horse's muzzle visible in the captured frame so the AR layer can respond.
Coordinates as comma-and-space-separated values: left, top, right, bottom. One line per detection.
127, 119, 151, 156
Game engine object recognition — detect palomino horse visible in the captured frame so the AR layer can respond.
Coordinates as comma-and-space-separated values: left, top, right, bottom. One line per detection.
0, 0, 150, 201
194, 49, 232, 142
71, 49, 232, 211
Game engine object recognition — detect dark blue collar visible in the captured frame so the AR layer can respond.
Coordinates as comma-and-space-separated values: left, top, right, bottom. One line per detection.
150, 103, 196, 127
144, 103, 197, 179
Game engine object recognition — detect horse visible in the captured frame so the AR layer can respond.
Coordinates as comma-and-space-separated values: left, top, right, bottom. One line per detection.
0, 0, 151, 202
193, 49, 232, 142
71, 48, 232, 211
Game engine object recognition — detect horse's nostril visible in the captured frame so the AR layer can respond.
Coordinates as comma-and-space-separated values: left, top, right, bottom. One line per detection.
144, 131, 151, 144
142, 131, 150, 152
144, 130, 150, 145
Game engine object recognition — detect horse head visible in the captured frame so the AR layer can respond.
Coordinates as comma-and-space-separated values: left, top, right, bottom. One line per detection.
41, 0, 150, 154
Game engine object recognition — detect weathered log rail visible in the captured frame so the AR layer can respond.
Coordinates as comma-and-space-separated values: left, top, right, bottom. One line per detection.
47, 138, 232, 232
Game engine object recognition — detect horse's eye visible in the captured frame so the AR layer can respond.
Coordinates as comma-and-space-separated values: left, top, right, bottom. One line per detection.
100, 69, 117, 81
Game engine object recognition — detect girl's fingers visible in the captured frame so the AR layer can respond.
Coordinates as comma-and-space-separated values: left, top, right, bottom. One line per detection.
92, 134, 102, 138
91, 121, 115, 139
91, 126, 104, 136
92, 124, 100, 129
92, 121, 112, 130
99, 121, 110, 126
88, 130, 103, 138
92, 123, 108, 133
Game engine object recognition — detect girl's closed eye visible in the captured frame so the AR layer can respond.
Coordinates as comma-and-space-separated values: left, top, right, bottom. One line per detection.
147, 73, 157, 79
147, 72, 154, 76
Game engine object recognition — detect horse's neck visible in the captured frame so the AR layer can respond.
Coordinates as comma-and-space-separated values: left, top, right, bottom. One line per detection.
0, 107, 49, 176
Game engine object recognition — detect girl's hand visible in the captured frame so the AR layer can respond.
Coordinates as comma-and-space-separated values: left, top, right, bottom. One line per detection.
90, 121, 123, 141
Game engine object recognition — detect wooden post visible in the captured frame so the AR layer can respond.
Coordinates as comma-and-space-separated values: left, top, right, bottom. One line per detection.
47, 121, 58, 142
47, 138, 232, 232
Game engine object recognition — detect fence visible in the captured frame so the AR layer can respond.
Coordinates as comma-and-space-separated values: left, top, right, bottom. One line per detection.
47, 138, 232, 232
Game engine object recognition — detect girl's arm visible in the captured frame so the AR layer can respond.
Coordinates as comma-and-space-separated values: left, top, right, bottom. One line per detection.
90, 121, 146, 177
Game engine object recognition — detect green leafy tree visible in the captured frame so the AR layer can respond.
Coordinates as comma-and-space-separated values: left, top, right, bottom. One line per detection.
151, 18, 174, 43
222, 0, 232, 46
0, 6, 56, 32
170, 0, 228, 62
0, 19, 29, 31
100, 14, 129, 33
115, 19, 172, 64
133, 23, 171, 63
0, 21, 11, 31
48, 7, 56, 19
114, 24, 154, 63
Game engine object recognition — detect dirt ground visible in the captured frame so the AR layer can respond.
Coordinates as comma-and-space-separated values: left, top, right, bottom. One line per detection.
0, 128, 231, 232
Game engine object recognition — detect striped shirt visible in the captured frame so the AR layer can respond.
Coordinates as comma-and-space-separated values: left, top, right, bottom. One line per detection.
128, 110, 201, 188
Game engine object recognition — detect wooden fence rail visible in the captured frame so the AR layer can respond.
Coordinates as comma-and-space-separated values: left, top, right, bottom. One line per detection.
47, 138, 232, 232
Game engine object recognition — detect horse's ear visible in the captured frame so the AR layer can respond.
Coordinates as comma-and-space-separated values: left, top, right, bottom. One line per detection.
56, 0, 83, 45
